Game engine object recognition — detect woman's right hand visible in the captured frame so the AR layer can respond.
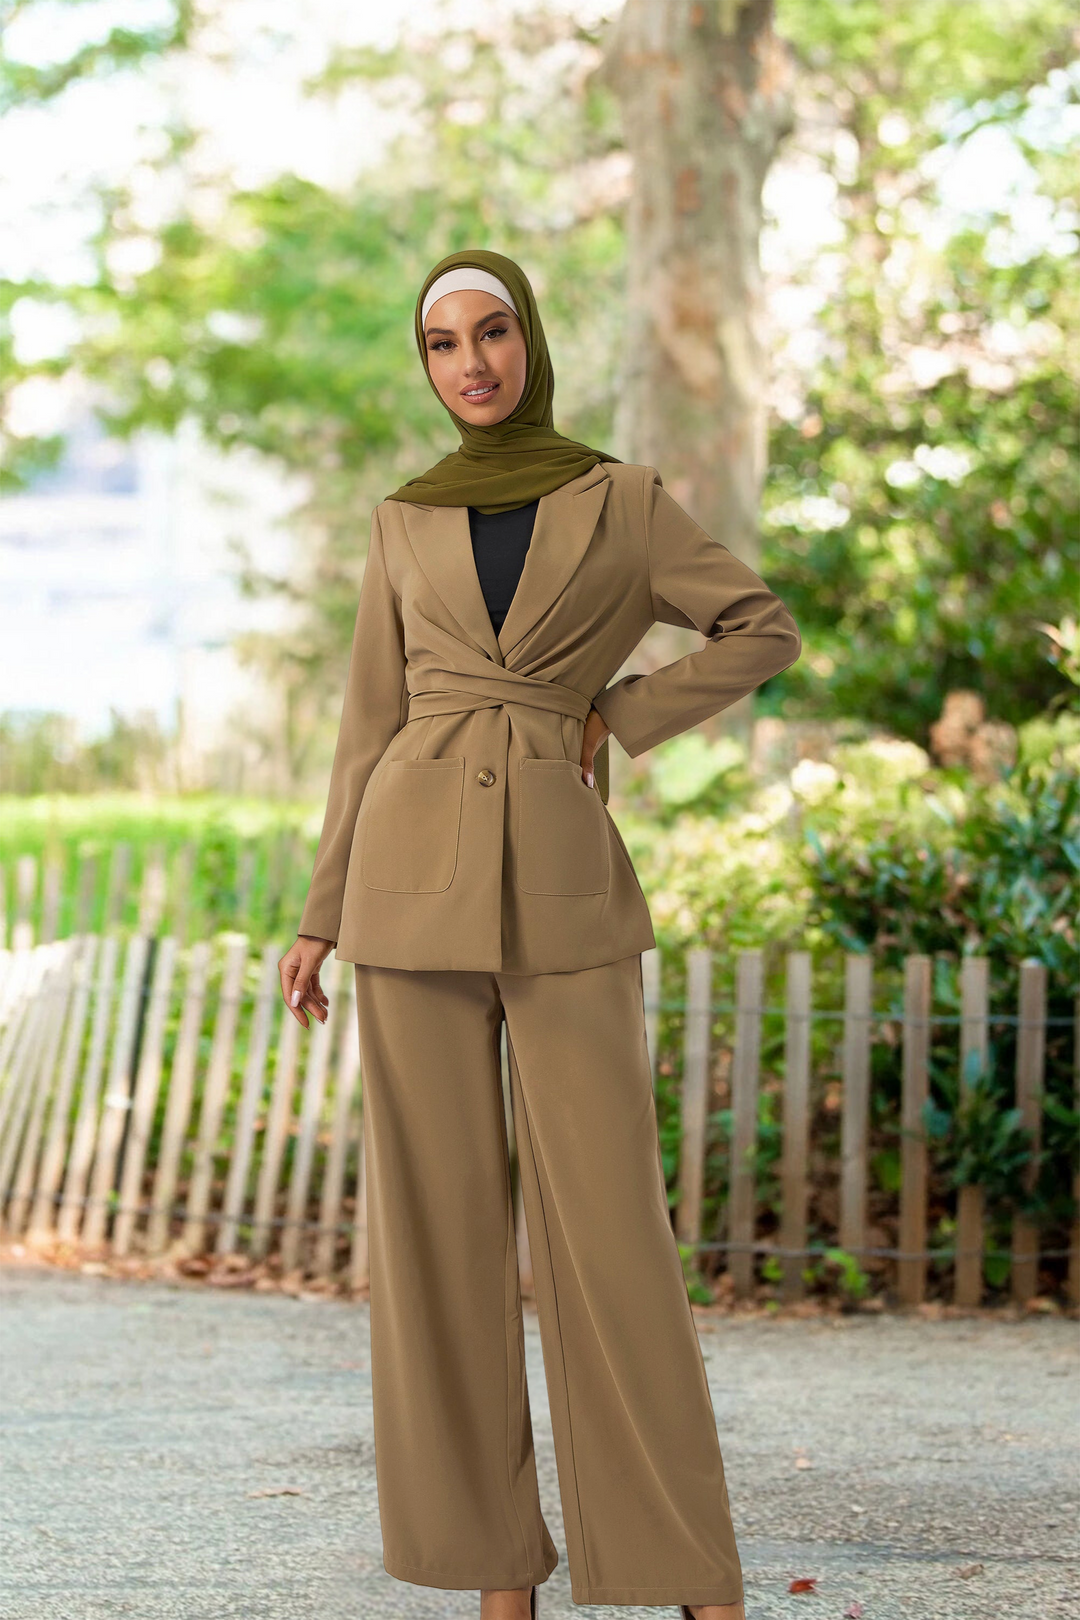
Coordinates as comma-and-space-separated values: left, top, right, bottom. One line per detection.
278, 935, 335, 1028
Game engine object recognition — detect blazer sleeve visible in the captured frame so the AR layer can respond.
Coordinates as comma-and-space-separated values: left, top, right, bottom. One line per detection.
297, 506, 409, 943
591, 466, 801, 758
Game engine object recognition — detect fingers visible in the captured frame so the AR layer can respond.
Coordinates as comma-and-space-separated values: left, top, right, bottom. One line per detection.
291, 964, 327, 1025
308, 968, 329, 1008
279, 946, 300, 1010
306, 969, 330, 1018
278, 943, 330, 1029
580, 706, 610, 788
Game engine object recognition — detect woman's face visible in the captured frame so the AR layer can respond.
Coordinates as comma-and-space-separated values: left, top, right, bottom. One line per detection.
423, 288, 527, 426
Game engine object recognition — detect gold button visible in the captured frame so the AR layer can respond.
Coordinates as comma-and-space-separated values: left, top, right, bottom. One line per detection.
477, 768, 496, 786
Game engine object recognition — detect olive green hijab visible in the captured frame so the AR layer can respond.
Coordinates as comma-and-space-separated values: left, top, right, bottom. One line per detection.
383, 248, 621, 515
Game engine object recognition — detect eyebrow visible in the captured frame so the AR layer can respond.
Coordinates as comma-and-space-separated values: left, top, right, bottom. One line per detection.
424, 309, 514, 337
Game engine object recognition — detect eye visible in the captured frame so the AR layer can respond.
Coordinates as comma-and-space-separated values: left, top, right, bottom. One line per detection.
428, 339, 453, 352
481, 324, 508, 340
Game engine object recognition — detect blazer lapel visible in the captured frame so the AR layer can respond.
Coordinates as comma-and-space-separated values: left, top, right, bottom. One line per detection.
497, 463, 612, 659
398, 461, 612, 667
401, 501, 505, 664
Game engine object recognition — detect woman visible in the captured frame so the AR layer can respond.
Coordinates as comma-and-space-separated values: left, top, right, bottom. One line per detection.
278, 249, 801, 1619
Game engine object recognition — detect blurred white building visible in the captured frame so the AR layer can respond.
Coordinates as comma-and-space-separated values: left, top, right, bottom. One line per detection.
0, 385, 304, 783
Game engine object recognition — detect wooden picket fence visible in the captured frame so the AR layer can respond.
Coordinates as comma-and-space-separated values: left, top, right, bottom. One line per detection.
0, 932, 1076, 1307
0, 933, 367, 1288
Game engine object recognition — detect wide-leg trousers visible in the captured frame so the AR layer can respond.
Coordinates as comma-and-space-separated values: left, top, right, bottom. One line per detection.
353, 951, 745, 1608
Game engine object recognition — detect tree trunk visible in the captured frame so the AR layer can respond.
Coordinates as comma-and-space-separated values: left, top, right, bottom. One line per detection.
599, 0, 793, 747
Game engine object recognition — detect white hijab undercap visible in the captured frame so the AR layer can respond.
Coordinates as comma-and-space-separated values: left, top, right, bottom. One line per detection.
421, 267, 520, 329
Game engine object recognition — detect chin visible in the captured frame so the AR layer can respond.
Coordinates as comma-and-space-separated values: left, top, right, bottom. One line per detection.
464, 406, 510, 424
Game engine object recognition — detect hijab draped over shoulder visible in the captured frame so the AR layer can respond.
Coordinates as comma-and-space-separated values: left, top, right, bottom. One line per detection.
382, 248, 621, 516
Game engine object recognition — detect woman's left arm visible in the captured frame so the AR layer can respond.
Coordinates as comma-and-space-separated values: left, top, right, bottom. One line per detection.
591, 465, 801, 758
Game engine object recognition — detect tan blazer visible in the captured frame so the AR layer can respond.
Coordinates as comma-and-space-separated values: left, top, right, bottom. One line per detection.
298, 461, 801, 973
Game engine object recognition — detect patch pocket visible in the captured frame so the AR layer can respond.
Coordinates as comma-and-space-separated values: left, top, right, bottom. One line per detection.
517, 758, 610, 897
361, 757, 464, 893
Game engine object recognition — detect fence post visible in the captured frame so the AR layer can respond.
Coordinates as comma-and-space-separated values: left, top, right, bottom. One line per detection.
29, 935, 100, 1241
1012, 958, 1047, 1303
103, 843, 131, 932
13, 854, 36, 951
217, 944, 280, 1256
955, 955, 989, 1307
641, 946, 661, 1085
0, 948, 53, 1137
730, 948, 763, 1298
83, 933, 152, 1249
169, 844, 196, 946
57, 935, 121, 1243
113, 937, 179, 1257
147, 940, 212, 1255
898, 954, 931, 1306
780, 950, 811, 1302
0, 963, 55, 1205
137, 845, 167, 938
75, 856, 98, 935
6, 942, 77, 1233
41, 856, 63, 945
182, 935, 249, 1255
236, 845, 256, 932
840, 953, 872, 1272
675, 948, 712, 1267
251, 1013, 300, 1261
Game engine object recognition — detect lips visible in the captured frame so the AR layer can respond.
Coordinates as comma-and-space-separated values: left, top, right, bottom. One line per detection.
461, 382, 499, 401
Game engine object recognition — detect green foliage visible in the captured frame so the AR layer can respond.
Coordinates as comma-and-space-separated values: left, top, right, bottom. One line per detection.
0, 7, 628, 774
0, 794, 320, 943
921, 1058, 1034, 1203
78, 180, 435, 469
624, 706, 1078, 1295
2, 0, 1076, 754
0, 709, 171, 794
818, 1247, 871, 1304
763, 259, 1078, 736
677, 1242, 715, 1304
9, 10, 626, 490
643, 733, 751, 822
802, 742, 1079, 977
764, 0, 1078, 740
0, 0, 195, 114
777, 0, 1077, 108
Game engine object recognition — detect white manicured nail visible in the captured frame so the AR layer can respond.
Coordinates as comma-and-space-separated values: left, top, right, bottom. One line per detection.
291, 990, 301, 1007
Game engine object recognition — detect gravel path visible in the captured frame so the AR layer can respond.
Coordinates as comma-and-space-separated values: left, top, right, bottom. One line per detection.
1, 1265, 1077, 1620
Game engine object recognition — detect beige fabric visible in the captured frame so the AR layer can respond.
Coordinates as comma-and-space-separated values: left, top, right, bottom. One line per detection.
300, 461, 801, 971
354, 952, 745, 1606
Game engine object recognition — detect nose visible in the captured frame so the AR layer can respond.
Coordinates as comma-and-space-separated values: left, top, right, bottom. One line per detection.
461, 341, 488, 376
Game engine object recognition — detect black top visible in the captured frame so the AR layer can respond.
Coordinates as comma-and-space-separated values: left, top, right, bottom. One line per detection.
467, 500, 539, 636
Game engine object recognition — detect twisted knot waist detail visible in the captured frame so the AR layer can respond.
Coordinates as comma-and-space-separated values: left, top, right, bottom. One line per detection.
407, 666, 594, 724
